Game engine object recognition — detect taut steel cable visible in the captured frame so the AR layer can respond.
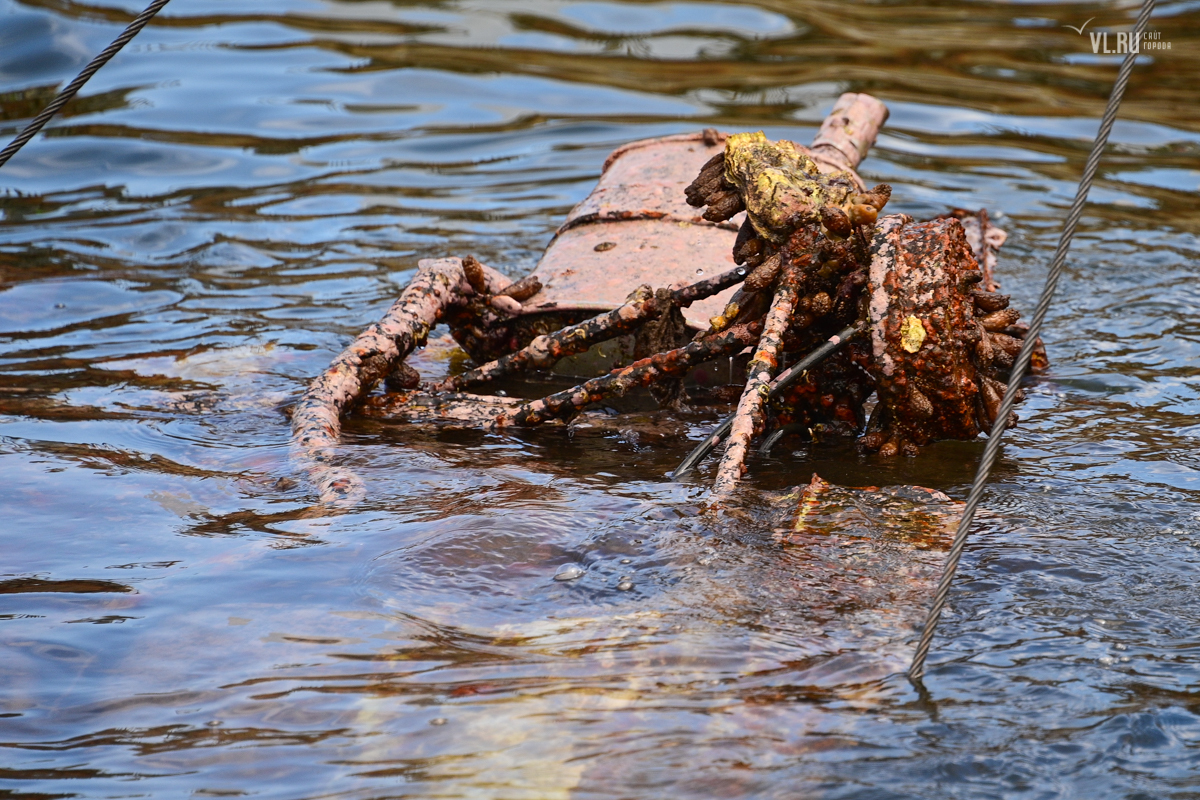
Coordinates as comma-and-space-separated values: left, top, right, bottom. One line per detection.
909, 0, 1156, 680
0, 0, 173, 171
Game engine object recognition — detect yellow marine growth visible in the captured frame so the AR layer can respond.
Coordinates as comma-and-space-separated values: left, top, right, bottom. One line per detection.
900, 315, 927, 353
722, 131, 858, 243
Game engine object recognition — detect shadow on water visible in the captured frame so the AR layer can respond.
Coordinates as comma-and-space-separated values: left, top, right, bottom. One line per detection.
1, 0, 1199, 797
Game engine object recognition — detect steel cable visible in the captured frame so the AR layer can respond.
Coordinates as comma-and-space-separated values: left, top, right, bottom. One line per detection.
0, 0, 172, 170
908, 0, 1156, 680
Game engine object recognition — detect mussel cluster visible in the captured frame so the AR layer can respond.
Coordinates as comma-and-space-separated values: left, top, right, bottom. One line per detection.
683, 132, 1044, 458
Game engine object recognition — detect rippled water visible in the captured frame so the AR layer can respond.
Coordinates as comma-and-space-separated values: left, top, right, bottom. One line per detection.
2, 0, 1199, 796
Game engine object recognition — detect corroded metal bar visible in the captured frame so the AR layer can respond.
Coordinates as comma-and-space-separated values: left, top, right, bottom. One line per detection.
291, 257, 509, 503
437, 264, 748, 392
711, 256, 806, 497
809, 92, 890, 182
499, 319, 765, 428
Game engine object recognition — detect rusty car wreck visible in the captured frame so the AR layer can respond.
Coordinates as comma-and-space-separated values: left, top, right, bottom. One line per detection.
292, 93, 1045, 503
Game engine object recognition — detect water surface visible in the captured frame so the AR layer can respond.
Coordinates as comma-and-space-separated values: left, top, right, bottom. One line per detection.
2, 0, 1199, 797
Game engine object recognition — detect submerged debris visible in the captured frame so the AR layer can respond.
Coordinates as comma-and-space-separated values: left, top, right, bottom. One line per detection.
292, 93, 1046, 504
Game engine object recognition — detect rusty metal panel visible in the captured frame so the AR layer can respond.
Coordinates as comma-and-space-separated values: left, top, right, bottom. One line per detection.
523, 132, 742, 330
525, 218, 740, 331
561, 132, 732, 229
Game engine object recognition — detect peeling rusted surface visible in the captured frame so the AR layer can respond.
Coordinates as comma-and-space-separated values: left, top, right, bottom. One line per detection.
859, 216, 1033, 457
564, 132, 733, 232
528, 216, 742, 332
526, 133, 742, 331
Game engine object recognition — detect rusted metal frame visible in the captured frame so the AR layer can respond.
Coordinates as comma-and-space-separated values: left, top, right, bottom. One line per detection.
289, 94, 892, 503
671, 323, 864, 479
498, 319, 766, 428
711, 252, 808, 497
438, 264, 750, 392
291, 257, 509, 503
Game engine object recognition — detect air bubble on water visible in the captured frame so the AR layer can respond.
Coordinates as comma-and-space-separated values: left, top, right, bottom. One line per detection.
696, 268, 704, 274
554, 563, 585, 582
616, 577, 634, 591
620, 558, 632, 564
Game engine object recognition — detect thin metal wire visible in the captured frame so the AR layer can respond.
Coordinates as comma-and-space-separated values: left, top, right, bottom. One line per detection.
0, 0, 172, 170
908, 0, 1156, 680
672, 323, 862, 479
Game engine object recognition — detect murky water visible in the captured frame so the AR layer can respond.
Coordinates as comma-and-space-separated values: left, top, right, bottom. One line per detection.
3, 0, 1199, 796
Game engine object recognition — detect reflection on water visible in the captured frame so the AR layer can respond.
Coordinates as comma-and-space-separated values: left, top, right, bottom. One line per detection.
2, 0, 1199, 796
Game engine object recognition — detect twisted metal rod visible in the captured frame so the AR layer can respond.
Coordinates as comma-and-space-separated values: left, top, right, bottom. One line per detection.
0, 0, 173, 170
908, 0, 1156, 681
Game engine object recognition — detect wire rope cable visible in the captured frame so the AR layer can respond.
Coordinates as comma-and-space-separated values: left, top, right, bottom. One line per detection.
0, 0, 173, 170
908, 0, 1156, 680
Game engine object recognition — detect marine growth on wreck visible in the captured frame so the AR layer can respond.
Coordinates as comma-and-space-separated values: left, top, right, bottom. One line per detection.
291, 93, 1046, 503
